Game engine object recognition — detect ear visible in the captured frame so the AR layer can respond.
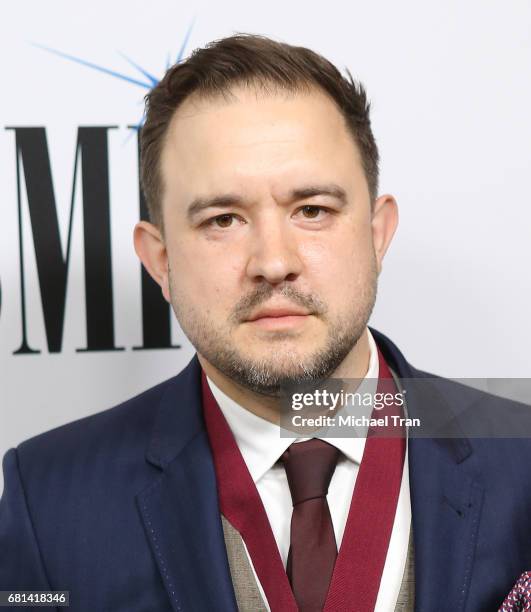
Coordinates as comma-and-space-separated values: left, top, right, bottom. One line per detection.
133, 221, 171, 303
371, 194, 399, 274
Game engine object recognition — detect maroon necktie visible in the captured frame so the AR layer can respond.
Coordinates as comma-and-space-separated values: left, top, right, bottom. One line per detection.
281, 439, 340, 612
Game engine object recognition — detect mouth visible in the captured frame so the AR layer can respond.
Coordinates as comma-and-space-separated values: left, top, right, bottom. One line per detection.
244, 307, 313, 330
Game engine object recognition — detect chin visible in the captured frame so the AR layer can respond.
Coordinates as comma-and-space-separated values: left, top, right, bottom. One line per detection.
241, 345, 320, 368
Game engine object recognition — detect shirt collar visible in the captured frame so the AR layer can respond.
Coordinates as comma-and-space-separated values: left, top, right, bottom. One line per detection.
205, 328, 379, 482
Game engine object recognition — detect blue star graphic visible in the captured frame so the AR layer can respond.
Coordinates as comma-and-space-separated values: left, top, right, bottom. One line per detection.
32, 19, 195, 131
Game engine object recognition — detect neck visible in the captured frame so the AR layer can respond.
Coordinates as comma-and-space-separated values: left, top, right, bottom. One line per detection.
197, 328, 371, 424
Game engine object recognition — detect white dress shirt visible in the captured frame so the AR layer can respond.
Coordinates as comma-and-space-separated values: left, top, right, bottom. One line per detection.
206, 328, 411, 611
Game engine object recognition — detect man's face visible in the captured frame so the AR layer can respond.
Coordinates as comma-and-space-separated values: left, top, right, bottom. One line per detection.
148, 86, 394, 396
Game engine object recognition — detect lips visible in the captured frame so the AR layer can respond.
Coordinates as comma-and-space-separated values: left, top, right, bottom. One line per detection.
246, 306, 311, 322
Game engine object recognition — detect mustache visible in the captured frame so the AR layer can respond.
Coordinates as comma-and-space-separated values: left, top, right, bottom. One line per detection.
230, 284, 327, 323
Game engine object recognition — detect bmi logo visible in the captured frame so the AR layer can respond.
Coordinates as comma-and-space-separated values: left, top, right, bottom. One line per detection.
5, 24, 194, 355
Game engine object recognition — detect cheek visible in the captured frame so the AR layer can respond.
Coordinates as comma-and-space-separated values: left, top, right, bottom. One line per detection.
300, 227, 373, 279
298, 232, 376, 311
169, 241, 242, 303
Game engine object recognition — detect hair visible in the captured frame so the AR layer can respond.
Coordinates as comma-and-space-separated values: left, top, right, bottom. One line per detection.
141, 33, 380, 228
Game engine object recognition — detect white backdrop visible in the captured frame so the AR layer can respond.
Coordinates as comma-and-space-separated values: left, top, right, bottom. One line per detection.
1, 0, 530, 491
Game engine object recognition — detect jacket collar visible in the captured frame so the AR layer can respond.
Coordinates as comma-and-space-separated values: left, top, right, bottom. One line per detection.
145, 353, 204, 470
370, 326, 473, 465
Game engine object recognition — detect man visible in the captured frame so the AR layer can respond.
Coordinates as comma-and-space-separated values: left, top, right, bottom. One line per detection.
1, 34, 530, 612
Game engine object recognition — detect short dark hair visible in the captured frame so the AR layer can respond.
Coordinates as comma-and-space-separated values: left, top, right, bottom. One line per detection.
141, 33, 380, 227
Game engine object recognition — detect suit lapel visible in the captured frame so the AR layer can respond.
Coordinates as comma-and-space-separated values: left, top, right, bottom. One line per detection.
408, 437, 484, 612
136, 355, 237, 612
371, 328, 485, 612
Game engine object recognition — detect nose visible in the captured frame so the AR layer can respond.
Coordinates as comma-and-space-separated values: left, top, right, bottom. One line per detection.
245, 212, 303, 285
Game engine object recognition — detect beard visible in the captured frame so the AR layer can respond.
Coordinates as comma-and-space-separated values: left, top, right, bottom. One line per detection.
169, 259, 378, 398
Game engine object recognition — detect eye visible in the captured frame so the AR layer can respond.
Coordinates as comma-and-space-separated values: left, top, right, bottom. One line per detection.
295, 205, 329, 220
206, 213, 242, 228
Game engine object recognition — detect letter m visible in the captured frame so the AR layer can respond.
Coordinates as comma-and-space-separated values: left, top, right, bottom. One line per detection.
8, 126, 122, 354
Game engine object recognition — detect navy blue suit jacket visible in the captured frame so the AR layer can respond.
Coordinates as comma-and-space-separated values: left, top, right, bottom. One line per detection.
1, 329, 530, 611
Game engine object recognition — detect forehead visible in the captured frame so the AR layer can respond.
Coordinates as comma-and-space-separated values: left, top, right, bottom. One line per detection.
160, 85, 366, 203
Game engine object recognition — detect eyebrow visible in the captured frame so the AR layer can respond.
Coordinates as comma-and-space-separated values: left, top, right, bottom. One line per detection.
291, 184, 347, 204
186, 183, 348, 221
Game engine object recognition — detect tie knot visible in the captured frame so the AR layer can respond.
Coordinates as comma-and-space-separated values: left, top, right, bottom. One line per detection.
281, 439, 339, 506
